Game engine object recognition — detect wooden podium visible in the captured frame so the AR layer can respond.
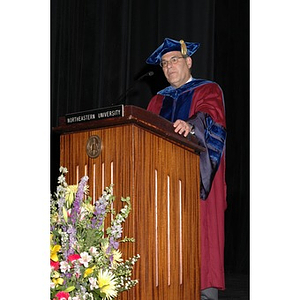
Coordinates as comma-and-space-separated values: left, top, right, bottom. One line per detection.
54, 105, 203, 299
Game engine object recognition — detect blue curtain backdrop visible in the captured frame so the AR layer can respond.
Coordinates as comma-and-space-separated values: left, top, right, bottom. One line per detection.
51, 0, 249, 275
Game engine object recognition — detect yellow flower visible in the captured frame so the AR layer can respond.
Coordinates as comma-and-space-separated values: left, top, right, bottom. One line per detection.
65, 185, 78, 208
50, 244, 61, 262
97, 269, 118, 299
62, 206, 68, 223
51, 212, 58, 223
84, 266, 95, 278
83, 202, 95, 213
101, 243, 123, 268
111, 249, 123, 267
52, 271, 64, 286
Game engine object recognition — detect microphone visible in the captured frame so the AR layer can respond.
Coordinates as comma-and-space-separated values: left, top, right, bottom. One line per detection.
136, 71, 154, 81
113, 71, 154, 106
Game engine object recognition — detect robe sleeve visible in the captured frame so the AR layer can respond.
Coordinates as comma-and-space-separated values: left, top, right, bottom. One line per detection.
187, 83, 226, 200
188, 112, 226, 200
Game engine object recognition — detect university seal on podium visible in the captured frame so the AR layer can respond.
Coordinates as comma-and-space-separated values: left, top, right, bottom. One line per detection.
86, 135, 102, 158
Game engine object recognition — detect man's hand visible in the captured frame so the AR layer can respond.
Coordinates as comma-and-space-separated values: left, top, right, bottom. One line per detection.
173, 119, 193, 137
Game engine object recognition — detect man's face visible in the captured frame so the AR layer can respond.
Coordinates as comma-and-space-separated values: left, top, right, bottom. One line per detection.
161, 51, 192, 88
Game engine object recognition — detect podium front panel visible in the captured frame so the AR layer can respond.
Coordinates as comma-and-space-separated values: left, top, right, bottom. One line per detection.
59, 123, 201, 299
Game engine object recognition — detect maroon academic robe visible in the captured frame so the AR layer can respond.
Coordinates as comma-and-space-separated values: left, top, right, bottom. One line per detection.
147, 81, 227, 290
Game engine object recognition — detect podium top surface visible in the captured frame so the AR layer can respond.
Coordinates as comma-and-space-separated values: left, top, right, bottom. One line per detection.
53, 105, 204, 153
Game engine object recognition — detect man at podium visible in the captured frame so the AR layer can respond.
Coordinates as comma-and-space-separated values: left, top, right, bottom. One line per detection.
146, 38, 227, 300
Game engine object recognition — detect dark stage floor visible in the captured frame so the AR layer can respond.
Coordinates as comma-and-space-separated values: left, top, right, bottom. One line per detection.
219, 272, 249, 300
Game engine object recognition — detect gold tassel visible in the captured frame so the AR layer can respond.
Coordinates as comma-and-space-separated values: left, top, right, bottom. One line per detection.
180, 40, 187, 56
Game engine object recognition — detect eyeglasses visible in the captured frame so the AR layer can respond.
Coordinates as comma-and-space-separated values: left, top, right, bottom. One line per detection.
160, 56, 185, 68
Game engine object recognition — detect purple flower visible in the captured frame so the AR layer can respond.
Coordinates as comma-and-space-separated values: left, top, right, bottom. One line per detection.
66, 225, 76, 256
70, 176, 88, 225
90, 196, 109, 230
110, 223, 122, 239
109, 236, 119, 250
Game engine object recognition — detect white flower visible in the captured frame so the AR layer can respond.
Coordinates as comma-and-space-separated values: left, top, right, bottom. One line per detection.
89, 246, 99, 256
59, 166, 68, 174
97, 269, 118, 299
89, 277, 98, 290
57, 185, 66, 193
60, 260, 70, 273
57, 174, 65, 184
79, 252, 92, 267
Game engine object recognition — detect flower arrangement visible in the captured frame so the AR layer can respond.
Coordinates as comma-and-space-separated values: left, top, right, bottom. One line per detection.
50, 167, 139, 300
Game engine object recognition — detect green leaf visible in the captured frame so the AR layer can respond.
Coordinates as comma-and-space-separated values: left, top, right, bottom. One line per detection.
65, 286, 76, 292
91, 289, 101, 297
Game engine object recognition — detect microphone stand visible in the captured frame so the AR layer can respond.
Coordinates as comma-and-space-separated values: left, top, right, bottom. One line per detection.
112, 71, 154, 106
112, 86, 135, 106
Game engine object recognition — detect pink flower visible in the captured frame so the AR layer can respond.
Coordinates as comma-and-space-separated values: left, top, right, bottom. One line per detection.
68, 254, 81, 263
54, 291, 69, 300
50, 259, 60, 271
